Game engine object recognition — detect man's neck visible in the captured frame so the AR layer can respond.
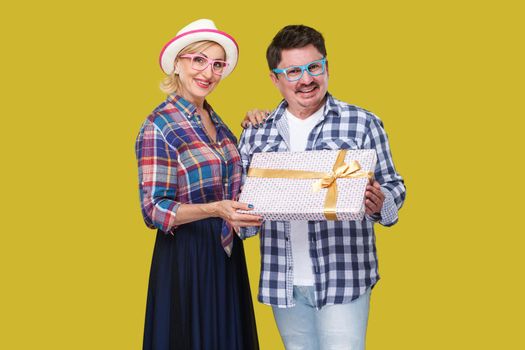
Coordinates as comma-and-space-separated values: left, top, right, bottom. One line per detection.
287, 98, 326, 120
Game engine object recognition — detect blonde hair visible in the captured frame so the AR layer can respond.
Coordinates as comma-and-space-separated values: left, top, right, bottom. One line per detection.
160, 40, 225, 94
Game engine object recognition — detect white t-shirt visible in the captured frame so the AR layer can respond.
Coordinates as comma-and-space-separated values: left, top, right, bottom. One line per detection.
285, 107, 324, 286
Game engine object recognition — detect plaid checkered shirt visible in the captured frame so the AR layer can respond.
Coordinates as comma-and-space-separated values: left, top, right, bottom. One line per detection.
135, 94, 242, 256
238, 93, 406, 308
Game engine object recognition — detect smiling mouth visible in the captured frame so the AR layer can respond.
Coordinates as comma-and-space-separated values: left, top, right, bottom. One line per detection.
195, 79, 211, 88
296, 84, 318, 94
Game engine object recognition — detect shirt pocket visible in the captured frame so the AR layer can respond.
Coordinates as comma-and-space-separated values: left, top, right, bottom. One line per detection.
318, 137, 360, 150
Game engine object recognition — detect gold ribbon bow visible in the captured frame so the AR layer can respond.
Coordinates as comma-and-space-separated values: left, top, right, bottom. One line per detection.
247, 150, 373, 220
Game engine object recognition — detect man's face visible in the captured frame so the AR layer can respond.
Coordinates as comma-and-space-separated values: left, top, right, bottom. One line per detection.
270, 44, 329, 118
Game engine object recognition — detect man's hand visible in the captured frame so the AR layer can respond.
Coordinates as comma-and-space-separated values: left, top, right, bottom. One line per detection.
241, 109, 270, 129
365, 181, 385, 216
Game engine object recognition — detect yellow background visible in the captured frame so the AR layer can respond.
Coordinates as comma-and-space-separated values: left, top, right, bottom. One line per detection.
1, 0, 524, 349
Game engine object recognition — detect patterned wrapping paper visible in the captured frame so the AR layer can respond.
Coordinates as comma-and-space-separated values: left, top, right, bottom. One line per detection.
238, 149, 377, 221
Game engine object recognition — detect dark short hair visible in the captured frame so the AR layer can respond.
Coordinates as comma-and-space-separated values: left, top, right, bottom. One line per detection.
266, 25, 327, 71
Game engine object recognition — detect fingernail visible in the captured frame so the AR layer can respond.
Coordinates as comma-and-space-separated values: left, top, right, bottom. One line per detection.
259, 123, 264, 127
266, 112, 270, 116
262, 118, 267, 122
259, 217, 264, 221
248, 204, 254, 209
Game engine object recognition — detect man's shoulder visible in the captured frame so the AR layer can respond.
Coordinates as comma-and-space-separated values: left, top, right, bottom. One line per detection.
239, 121, 281, 150
328, 95, 381, 123
239, 110, 282, 142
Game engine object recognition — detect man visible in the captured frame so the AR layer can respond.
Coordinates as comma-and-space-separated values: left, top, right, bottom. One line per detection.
239, 25, 406, 350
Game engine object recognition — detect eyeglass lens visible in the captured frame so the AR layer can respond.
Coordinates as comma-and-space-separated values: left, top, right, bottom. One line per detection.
191, 56, 227, 74
286, 60, 324, 80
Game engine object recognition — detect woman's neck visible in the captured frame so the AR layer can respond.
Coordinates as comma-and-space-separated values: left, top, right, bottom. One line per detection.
179, 93, 205, 110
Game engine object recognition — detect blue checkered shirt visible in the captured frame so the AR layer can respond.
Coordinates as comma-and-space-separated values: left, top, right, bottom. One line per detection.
238, 93, 406, 309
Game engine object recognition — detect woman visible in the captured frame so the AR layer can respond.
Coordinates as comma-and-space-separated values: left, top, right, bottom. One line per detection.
135, 19, 261, 350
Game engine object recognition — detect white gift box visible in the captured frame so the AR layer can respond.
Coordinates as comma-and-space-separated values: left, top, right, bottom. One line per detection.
238, 149, 377, 221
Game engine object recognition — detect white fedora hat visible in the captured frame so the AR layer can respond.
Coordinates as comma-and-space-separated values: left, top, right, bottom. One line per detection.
159, 19, 239, 78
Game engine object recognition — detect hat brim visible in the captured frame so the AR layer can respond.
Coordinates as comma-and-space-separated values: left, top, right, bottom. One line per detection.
159, 29, 238, 79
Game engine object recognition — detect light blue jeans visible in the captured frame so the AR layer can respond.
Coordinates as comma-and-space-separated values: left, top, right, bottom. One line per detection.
272, 286, 371, 350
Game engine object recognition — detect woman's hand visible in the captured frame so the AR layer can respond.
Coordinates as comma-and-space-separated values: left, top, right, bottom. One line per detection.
241, 109, 270, 129
211, 200, 263, 227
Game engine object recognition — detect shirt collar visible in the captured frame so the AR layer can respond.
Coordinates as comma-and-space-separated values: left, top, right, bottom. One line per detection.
166, 93, 222, 125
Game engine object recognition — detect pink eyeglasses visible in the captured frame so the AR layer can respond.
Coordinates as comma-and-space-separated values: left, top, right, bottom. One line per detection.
179, 54, 229, 75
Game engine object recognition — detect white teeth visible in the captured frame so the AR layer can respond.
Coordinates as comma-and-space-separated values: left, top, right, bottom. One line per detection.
299, 86, 316, 93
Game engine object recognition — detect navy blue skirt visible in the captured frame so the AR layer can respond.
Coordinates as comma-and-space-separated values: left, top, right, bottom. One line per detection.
143, 218, 259, 350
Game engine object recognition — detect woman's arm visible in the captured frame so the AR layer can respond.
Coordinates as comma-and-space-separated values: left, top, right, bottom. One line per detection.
136, 119, 261, 233
172, 201, 262, 228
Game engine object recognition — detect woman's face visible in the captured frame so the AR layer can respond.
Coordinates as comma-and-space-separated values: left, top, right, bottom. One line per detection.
175, 43, 225, 105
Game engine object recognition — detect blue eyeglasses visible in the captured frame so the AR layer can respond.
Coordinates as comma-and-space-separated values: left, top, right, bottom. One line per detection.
272, 58, 327, 82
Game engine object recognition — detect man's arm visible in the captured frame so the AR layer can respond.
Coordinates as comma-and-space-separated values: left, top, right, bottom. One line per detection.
364, 116, 406, 226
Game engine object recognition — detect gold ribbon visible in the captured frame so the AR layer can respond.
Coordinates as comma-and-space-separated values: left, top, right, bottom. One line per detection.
247, 150, 373, 220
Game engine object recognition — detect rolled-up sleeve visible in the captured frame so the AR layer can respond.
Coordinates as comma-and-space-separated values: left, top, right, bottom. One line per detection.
135, 120, 181, 233
237, 129, 260, 239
